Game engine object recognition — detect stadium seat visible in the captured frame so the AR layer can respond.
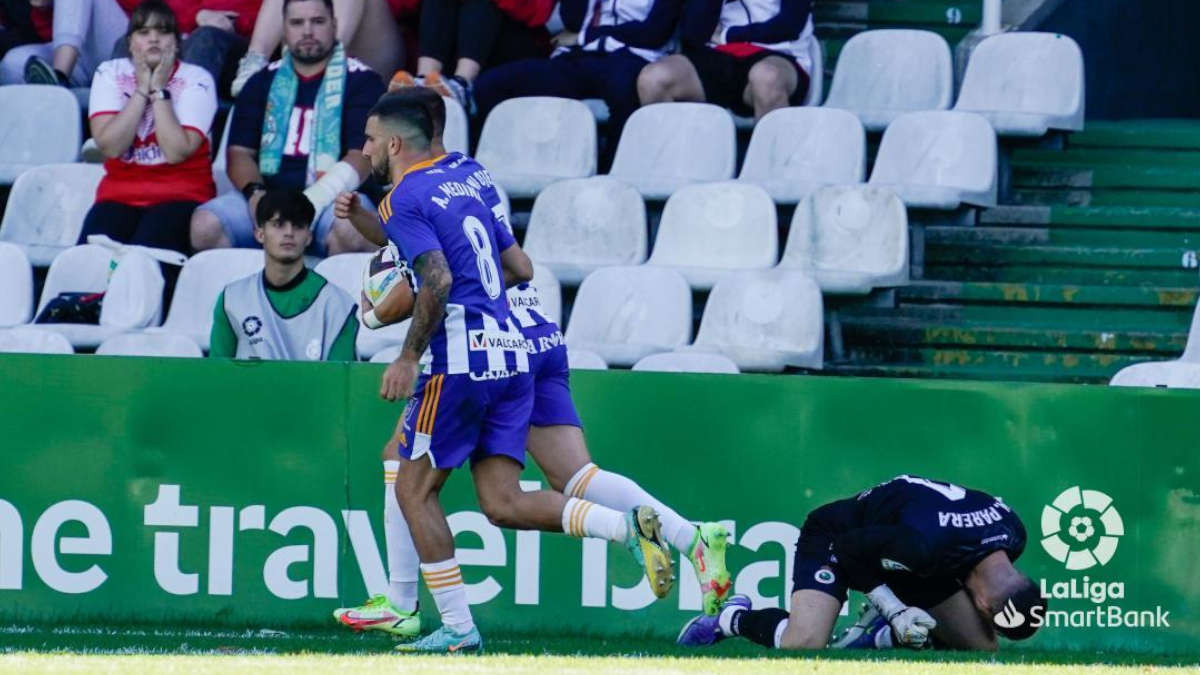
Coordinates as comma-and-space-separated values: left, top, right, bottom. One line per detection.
0, 242, 33, 327
608, 103, 737, 199
646, 182, 777, 290
567, 347, 608, 370
444, 95, 469, 154
313, 253, 410, 360
780, 185, 908, 293
0, 85, 81, 184
476, 97, 597, 199
528, 263, 562, 325
96, 331, 203, 358
822, 29, 954, 132
522, 177, 647, 285
0, 327, 74, 354
31, 245, 167, 348
954, 32, 1085, 136
211, 105, 236, 195
690, 269, 824, 371
868, 111, 997, 209
632, 351, 740, 374
1109, 361, 1200, 390
565, 266, 692, 367
737, 107, 866, 203
731, 35, 826, 129
0, 164, 104, 266
149, 249, 263, 351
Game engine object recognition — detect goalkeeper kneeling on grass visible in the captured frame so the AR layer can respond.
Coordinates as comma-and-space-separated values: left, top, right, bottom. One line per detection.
678, 475, 1047, 651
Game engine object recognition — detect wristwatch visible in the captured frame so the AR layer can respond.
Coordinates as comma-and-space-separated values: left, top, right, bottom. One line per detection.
150, 89, 171, 102
242, 182, 267, 200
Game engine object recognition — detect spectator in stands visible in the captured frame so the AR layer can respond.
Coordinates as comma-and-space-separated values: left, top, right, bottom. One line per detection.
190, 0, 384, 256
170, 1, 262, 98
0, 0, 129, 86
0, 0, 50, 63
472, 0, 683, 143
209, 188, 359, 360
636, 0, 814, 120
230, 0, 402, 96
388, 0, 553, 111
81, 0, 216, 266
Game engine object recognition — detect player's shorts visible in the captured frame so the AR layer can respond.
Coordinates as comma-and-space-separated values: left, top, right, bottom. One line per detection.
397, 370, 533, 469
790, 500, 963, 610
196, 190, 373, 257
524, 323, 582, 428
684, 46, 810, 118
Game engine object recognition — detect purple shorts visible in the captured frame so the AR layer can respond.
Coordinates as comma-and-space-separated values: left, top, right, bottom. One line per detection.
398, 370, 533, 469
525, 324, 582, 428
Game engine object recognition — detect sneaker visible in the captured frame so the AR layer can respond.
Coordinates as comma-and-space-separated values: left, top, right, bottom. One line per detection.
830, 603, 891, 649
332, 594, 420, 638
677, 594, 750, 646
24, 55, 66, 86
425, 71, 473, 114
231, 50, 269, 97
688, 522, 732, 615
394, 624, 482, 654
625, 506, 674, 599
388, 69, 422, 92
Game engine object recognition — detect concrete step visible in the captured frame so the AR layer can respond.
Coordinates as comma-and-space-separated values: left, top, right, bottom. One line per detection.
980, 205, 1200, 230
926, 242, 1199, 269
1070, 120, 1200, 150
923, 264, 1200, 287
925, 225, 1200, 249
897, 281, 1199, 308
834, 346, 1151, 383
1008, 189, 1200, 209
1013, 147, 1200, 167
1011, 164, 1200, 190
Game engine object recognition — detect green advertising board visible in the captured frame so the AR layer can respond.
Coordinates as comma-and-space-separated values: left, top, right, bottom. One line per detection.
0, 354, 1196, 653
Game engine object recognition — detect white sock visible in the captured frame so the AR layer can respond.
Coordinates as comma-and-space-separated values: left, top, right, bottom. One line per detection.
420, 558, 474, 634
563, 463, 698, 552
383, 461, 419, 612
560, 496, 628, 542
718, 603, 746, 636
773, 619, 789, 648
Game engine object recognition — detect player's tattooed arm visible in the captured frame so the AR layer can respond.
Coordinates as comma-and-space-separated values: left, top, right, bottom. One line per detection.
400, 250, 452, 362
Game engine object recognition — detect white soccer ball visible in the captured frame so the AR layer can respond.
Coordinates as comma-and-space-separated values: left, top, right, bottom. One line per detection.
362, 243, 410, 305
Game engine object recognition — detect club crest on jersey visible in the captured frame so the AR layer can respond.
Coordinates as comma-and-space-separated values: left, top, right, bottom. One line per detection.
242, 316, 262, 336
814, 568, 836, 585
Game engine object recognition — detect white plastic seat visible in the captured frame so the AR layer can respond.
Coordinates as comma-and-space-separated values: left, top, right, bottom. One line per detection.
567, 347, 608, 370
0, 327, 73, 354
444, 95, 469, 154
780, 185, 908, 293
31, 245, 166, 348
0, 242, 34, 326
737, 107, 866, 203
527, 263, 562, 325
732, 35, 826, 129
564, 266, 692, 367
647, 182, 777, 290
522, 177, 647, 285
823, 30, 953, 132
954, 32, 1085, 136
96, 331, 203, 358
476, 97, 597, 199
0, 164, 104, 266
314, 252, 409, 360
212, 105, 236, 195
1110, 361, 1200, 389
0, 85, 81, 184
608, 103, 736, 199
690, 270, 823, 371
150, 249, 263, 351
632, 351, 740, 374
869, 111, 997, 209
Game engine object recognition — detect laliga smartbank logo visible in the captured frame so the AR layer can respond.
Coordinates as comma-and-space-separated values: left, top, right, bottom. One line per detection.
990, 486, 1171, 630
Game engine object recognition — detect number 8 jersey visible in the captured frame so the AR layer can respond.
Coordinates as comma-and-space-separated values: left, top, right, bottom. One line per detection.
380, 152, 528, 377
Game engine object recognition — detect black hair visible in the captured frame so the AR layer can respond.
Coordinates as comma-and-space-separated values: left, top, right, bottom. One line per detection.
127, 0, 181, 45
368, 94, 435, 147
382, 87, 446, 138
992, 577, 1046, 641
256, 189, 316, 229
283, 0, 334, 15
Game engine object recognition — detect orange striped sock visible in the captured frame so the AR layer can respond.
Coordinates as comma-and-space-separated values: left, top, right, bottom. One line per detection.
560, 497, 627, 542
420, 559, 473, 633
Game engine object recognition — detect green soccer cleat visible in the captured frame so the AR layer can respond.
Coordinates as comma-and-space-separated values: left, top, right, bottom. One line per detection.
394, 624, 482, 654
332, 594, 420, 638
626, 506, 675, 599
688, 522, 732, 615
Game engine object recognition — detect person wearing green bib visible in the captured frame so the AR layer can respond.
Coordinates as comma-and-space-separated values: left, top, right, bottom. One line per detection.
209, 188, 359, 360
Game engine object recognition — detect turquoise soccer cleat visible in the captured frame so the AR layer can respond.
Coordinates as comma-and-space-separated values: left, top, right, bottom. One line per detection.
394, 624, 482, 654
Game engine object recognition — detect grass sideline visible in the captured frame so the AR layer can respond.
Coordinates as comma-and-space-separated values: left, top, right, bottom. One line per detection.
1, 625, 1197, 670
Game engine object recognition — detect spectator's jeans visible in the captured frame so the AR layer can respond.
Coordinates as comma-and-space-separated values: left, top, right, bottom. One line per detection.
182, 27, 248, 96
0, 0, 127, 85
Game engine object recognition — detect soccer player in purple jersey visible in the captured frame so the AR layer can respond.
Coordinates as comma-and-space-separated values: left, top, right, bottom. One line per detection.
340, 95, 674, 653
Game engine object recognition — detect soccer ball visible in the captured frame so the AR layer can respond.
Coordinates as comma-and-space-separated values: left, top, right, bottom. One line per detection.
362, 243, 414, 306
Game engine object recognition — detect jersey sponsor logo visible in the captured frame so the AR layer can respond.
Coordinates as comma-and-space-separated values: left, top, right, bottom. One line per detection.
468, 330, 526, 352
531, 331, 564, 355
980, 534, 1010, 546
1040, 486, 1124, 571
242, 316, 263, 336
305, 339, 321, 360
468, 369, 520, 382
994, 599, 1026, 630
937, 506, 1005, 529
880, 558, 911, 572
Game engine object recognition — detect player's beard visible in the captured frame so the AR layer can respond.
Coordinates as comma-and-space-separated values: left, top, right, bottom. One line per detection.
371, 154, 391, 185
